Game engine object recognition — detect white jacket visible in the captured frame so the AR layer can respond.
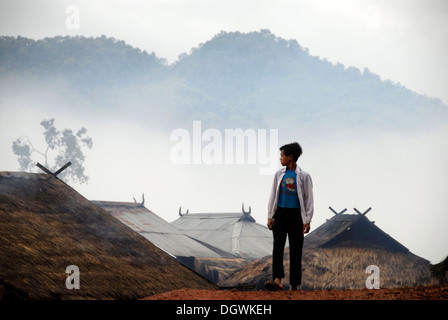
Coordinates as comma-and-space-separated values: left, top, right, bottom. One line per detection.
267, 166, 314, 224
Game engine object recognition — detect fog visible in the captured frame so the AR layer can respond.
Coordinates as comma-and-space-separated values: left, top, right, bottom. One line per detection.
1, 0, 447, 265
1, 0, 447, 104
1, 83, 447, 265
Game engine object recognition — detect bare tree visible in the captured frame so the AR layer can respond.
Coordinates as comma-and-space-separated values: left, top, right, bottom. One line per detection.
12, 118, 93, 184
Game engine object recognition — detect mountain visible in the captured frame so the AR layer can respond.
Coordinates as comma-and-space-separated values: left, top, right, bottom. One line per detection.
0, 35, 166, 88
171, 30, 447, 130
1, 30, 447, 132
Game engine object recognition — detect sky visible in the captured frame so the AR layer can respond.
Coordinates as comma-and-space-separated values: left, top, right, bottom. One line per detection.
1, 0, 447, 104
1, 0, 447, 265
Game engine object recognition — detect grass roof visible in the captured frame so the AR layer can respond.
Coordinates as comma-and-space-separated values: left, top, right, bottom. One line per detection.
0, 172, 216, 300
223, 247, 437, 290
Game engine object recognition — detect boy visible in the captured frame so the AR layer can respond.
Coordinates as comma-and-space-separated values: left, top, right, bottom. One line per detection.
265, 142, 314, 291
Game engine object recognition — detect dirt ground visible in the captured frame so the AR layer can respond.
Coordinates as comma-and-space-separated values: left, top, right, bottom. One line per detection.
143, 284, 448, 300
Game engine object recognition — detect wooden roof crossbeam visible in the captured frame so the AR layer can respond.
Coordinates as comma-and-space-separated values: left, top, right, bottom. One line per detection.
329, 207, 347, 215
354, 207, 372, 216
242, 203, 251, 215
133, 193, 145, 206
329, 207, 372, 216
36, 162, 72, 179
179, 207, 189, 217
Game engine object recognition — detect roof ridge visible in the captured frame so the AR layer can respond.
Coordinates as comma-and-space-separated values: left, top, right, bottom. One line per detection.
0, 171, 51, 180
91, 200, 142, 207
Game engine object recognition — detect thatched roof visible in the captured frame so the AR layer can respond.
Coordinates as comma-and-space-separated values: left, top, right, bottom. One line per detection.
91, 200, 241, 283
91, 200, 234, 259
222, 247, 437, 290
223, 210, 437, 290
171, 207, 272, 259
0, 171, 216, 300
431, 256, 448, 283
304, 211, 409, 252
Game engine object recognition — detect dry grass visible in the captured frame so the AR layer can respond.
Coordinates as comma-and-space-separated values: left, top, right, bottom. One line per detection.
222, 247, 437, 290
0, 173, 217, 300
302, 247, 436, 290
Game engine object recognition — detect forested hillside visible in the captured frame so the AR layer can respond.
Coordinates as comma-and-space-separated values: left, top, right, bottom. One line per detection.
0, 35, 166, 87
1, 30, 446, 131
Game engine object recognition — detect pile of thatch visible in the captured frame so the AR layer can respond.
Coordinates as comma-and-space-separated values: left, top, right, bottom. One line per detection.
431, 256, 448, 284
0, 172, 216, 299
222, 247, 437, 290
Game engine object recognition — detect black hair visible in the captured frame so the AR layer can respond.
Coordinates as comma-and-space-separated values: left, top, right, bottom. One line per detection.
280, 142, 302, 162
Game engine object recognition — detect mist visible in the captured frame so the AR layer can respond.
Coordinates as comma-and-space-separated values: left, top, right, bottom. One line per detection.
1, 23, 448, 266
1, 76, 447, 265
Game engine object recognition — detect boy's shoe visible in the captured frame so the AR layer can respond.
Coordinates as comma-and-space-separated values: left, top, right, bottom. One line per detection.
289, 285, 298, 291
264, 281, 278, 291
264, 280, 282, 291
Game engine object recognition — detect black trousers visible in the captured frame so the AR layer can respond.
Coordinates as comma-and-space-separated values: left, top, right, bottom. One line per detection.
272, 207, 304, 286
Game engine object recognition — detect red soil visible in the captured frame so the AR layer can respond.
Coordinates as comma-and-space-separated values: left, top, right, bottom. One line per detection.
143, 284, 448, 300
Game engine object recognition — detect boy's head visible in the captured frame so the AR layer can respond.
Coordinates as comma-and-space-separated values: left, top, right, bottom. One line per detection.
280, 142, 302, 162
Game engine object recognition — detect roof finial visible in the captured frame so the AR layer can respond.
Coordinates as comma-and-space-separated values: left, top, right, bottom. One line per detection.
133, 193, 145, 206
242, 203, 251, 215
354, 207, 371, 216
329, 207, 347, 215
36, 162, 72, 179
179, 206, 189, 217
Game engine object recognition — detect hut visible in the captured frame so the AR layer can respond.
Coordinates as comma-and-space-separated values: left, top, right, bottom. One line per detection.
0, 171, 216, 299
303, 207, 409, 252
92, 199, 245, 284
91, 199, 234, 259
222, 207, 437, 290
171, 204, 272, 260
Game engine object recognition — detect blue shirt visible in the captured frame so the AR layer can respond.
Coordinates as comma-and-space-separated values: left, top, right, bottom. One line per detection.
277, 169, 300, 209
